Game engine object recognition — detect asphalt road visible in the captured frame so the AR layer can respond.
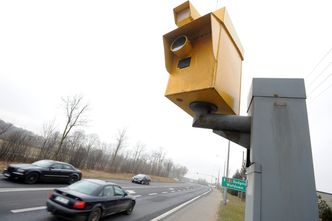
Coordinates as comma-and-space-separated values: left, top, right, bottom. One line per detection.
0, 175, 210, 221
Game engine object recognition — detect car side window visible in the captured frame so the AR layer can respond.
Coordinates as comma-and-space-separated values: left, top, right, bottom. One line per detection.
51, 163, 63, 169
114, 186, 124, 196
62, 164, 72, 170
103, 186, 114, 197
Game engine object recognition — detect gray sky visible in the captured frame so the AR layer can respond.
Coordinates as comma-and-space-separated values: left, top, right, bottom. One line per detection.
1, 0, 332, 193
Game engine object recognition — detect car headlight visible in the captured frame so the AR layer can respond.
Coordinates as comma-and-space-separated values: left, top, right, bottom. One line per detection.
17, 168, 25, 173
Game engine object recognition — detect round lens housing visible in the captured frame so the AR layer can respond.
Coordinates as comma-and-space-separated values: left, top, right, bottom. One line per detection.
170, 35, 192, 58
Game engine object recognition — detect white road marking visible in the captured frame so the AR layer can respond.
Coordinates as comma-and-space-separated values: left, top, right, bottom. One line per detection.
161, 191, 168, 194
123, 185, 185, 189
150, 189, 211, 221
126, 190, 136, 194
132, 195, 142, 198
169, 188, 174, 190
148, 193, 158, 196
0, 188, 55, 193
11, 206, 46, 213
170, 190, 175, 193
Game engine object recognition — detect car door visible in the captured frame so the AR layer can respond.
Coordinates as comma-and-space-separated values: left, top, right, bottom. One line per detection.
41, 163, 59, 182
61, 163, 76, 182
47, 163, 68, 182
101, 185, 118, 215
113, 185, 131, 212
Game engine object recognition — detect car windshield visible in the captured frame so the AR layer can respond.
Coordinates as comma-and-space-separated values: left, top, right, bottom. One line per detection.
32, 160, 53, 168
68, 180, 101, 195
135, 174, 145, 178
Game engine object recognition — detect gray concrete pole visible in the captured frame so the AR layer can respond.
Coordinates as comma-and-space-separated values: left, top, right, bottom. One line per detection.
189, 79, 318, 220
245, 78, 319, 221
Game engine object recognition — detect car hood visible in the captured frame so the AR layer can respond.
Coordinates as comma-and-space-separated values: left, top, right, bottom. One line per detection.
9, 164, 41, 170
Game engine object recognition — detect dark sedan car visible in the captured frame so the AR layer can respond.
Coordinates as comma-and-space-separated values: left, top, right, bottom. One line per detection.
47, 179, 135, 221
131, 174, 151, 185
3, 159, 82, 184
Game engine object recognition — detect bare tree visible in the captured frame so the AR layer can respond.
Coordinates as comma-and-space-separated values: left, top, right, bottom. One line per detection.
0, 117, 191, 179
109, 128, 127, 172
54, 95, 89, 160
0, 129, 35, 162
38, 120, 57, 159
163, 159, 174, 177
0, 121, 12, 136
131, 142, 145, 173
83, 134, 100, 169
67, 130, 86, 166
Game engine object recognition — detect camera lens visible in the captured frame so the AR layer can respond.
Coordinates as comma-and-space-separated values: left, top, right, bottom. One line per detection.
171, 35, 187, 52
170, 35, 192, 58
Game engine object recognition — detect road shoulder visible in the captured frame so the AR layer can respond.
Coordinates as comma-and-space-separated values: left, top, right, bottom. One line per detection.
161, 188, 222, 221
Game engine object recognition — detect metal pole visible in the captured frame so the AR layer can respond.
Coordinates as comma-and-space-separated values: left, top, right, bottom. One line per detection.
218, 167, 220, 186
224, 140, 230, 205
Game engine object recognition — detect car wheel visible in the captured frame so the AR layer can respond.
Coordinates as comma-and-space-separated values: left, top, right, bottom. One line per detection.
125, 202, 135, 215
68, 175, 79, 184
88, 207, 102, 221
24, 172, 39, 184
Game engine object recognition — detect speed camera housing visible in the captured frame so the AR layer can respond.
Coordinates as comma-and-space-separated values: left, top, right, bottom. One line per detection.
163, 1, 244, 116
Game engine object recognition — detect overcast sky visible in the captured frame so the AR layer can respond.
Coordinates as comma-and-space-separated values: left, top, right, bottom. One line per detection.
1, 0, 332, 193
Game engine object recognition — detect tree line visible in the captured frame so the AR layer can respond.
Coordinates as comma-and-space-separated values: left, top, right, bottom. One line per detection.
0, 96, 188, 179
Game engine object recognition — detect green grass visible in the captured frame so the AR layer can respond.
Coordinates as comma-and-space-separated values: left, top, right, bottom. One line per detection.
218, 194, 245, 221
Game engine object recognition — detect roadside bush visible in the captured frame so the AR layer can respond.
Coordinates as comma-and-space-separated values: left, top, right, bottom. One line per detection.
318, 195, 332, 221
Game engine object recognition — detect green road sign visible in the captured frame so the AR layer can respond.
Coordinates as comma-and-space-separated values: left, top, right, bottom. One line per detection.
221, 177, 247, 192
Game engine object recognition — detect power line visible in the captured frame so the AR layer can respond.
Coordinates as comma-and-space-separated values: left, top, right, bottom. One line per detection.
308, 71, 332, 100
308, 81, 332, 104
306, 62, 332, 91
305, 47, 332, 80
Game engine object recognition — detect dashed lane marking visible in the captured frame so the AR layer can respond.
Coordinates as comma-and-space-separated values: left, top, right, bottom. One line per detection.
148, 193, 158, 196
126, 190, 136, 194
11, 206, 46, 213
0, 188, 55, 193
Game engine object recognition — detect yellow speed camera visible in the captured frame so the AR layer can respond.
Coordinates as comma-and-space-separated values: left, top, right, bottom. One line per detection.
163, 1, 244, 116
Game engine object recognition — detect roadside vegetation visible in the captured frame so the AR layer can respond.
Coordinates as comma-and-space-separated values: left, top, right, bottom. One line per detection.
0, 161, 176, 183
218, 194, 245, 221
0, 95, 188, 181
318, 195, 332, 221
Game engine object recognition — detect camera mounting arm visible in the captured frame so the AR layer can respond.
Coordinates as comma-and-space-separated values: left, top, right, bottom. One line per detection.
190, 101, 251, 165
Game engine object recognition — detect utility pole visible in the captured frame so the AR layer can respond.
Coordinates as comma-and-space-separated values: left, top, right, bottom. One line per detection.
224, 140, 230, 205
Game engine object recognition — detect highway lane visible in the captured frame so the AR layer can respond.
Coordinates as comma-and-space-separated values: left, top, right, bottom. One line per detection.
0, 176, 210, 221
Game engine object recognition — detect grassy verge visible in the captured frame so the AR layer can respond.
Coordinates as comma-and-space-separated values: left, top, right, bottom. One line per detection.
218, 194, 245, 221
0, 161, 177, 183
